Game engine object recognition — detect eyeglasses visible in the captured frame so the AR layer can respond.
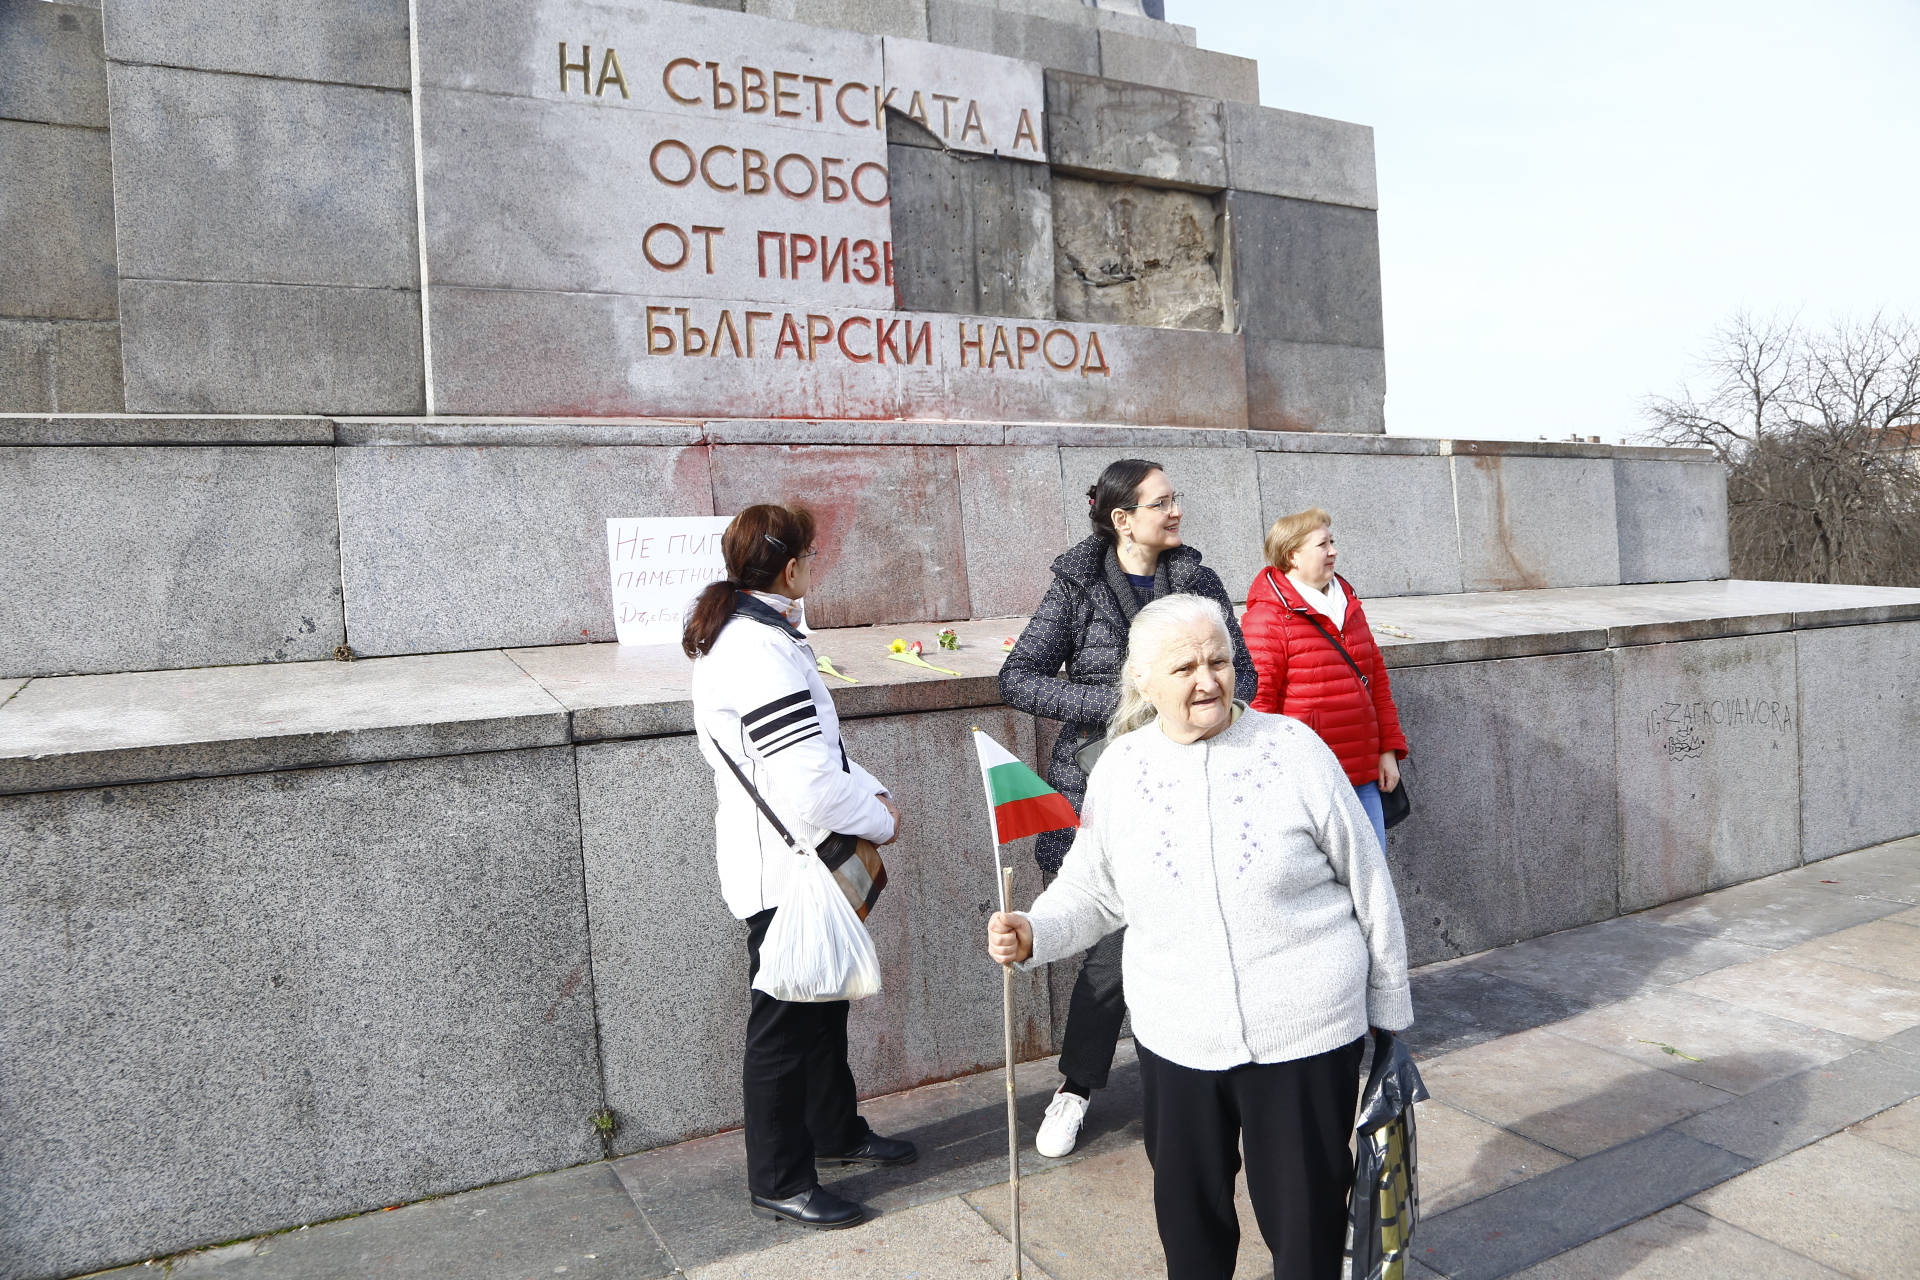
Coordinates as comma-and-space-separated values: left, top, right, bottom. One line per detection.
1120, 493, 1182, 514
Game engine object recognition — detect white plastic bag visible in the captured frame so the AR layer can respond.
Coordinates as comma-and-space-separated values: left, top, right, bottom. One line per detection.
753, 850, 884, 1003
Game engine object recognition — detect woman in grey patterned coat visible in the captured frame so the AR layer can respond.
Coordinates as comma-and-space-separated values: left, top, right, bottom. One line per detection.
998, 458, 1256, 1156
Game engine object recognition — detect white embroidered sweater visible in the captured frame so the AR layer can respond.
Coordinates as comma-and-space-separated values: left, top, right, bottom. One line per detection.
1018, 709, 1413, 1071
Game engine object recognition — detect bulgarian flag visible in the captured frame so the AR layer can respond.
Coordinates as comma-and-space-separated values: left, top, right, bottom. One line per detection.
973, 728, 1080, 844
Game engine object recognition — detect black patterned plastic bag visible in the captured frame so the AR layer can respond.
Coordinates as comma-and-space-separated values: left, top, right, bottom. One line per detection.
1349, 1030, 1430, 1280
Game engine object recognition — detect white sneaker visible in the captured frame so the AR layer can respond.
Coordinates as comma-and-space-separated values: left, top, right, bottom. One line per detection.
1035, 1088, 1090, 1158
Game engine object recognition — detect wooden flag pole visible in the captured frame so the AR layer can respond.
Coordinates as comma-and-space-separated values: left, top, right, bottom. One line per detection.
973, 726, 1025, 1279
1000, 863, 1023, 1280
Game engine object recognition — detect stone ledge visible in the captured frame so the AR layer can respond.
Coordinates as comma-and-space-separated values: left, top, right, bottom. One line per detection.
1249, 429, 1439, 456
0, 414, 1721, 461
1002, 423, 1249, 447
1786, 600, 1920, 630
1612, 444, 1720, 461
0, 651, 571, 794
1379, 630, 1608, 668
334, 418, 707, 447
510, 615, 1020, 742
1370, 581, 1920, 666
1445, 437, 1713, 462
0, 618, 1024, 795
7, 585, 1918, 796
706, 419, 1009, 446
0, 413, 333, 445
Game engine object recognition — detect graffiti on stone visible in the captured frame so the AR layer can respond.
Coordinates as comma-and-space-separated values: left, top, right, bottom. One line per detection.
1645, 695, 1794, 763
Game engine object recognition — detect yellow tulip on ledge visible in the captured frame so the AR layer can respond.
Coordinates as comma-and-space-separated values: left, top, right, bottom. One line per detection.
887, 638, 961, 676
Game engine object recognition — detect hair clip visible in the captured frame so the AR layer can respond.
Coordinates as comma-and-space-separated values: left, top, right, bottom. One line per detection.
763, 533, 789, 553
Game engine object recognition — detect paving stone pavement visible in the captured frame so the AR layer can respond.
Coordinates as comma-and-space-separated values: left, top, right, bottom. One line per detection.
84, 838, 1920, 1280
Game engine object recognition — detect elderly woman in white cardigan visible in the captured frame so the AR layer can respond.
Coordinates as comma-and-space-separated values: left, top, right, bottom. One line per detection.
988, 593, 1413, 1280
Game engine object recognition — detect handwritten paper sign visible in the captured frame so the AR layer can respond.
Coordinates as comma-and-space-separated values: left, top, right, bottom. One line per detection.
607, 516, 733, 645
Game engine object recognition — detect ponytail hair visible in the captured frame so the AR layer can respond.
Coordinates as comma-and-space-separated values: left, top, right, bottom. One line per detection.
1107, 594, 1232, 739
681, 504, 818, 658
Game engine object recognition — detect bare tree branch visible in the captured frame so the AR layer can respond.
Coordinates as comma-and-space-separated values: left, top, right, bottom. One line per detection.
1639, 311, 1920, 586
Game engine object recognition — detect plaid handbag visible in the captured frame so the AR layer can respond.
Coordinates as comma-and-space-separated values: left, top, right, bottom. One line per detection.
708, 734, 888, 920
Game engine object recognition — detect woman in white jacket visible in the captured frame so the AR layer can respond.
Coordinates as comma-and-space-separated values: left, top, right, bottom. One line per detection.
987, 594, 1413, 1280
684, 504, 916, 1231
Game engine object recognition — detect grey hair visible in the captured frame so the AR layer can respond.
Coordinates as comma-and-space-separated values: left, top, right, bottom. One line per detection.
1107, 593, 1234, 739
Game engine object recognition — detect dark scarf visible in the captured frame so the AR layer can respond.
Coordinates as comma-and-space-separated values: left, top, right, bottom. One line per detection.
1102, 544, 1173, 622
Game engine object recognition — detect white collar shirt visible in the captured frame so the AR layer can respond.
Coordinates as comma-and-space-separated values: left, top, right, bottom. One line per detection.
1286, 573, 1348, 628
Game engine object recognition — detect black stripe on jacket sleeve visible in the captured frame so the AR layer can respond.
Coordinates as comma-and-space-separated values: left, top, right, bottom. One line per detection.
742, 689, 812, 731
761, 728, 823, 757
757, 717, 824, 753
746, 702, 818, 744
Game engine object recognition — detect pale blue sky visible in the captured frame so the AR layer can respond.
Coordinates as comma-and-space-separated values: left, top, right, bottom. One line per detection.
1177, 1, 1920, 442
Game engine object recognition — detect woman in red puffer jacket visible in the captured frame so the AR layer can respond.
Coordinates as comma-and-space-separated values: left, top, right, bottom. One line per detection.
1241, 507, 1408, 852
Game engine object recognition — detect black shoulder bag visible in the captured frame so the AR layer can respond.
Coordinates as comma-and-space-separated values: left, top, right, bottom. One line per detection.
1292, 605, 1412, 831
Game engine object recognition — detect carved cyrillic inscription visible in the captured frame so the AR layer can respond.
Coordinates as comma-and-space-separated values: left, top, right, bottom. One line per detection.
644, 307, 933, 363
638, 308, 1114, 380
958, 323, 1110, 376
558, 43, 630, 98
880, 35, 1046, 161
756, 233, 892, 285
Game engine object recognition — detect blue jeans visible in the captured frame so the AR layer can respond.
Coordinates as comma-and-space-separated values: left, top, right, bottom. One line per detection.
1354, 781, 1386, 852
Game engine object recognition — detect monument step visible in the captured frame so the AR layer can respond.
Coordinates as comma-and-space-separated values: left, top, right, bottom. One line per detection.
3, 411, 1711, 457
6, 581, 1916, 798
3, 413, 1729, 682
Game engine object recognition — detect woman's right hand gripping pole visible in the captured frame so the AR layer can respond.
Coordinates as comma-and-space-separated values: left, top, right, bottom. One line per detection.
987, 911, 1034, 966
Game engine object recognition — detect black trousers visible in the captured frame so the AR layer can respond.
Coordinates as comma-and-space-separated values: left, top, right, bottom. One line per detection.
743, 908, 870, 1199
1058, 926, 1128, 1090
1139, 1038, 1366, 1280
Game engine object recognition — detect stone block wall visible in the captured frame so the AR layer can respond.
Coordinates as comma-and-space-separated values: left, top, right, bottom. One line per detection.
3, 746, 606, 1279
1255, 451, 1461, 596
6, 584, 1918, 1276
1385, 619, 1913, 965
99, 0, 426, 414
1229, 189, 1384, 433
1795, 619, 1920, 859
888, 116, 1057, 319
1, 0, 1391, 431
1451, 453, 1620, 590
1610, 633, 1801, 911
1, 688, 1056, 1278
0, 0, 123, 412
335, 443, 717, 654
1388, 650, 1621, 960
0, 443, 347, 676
0, 418, 1729, 679
1615, 456, 1732, 584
